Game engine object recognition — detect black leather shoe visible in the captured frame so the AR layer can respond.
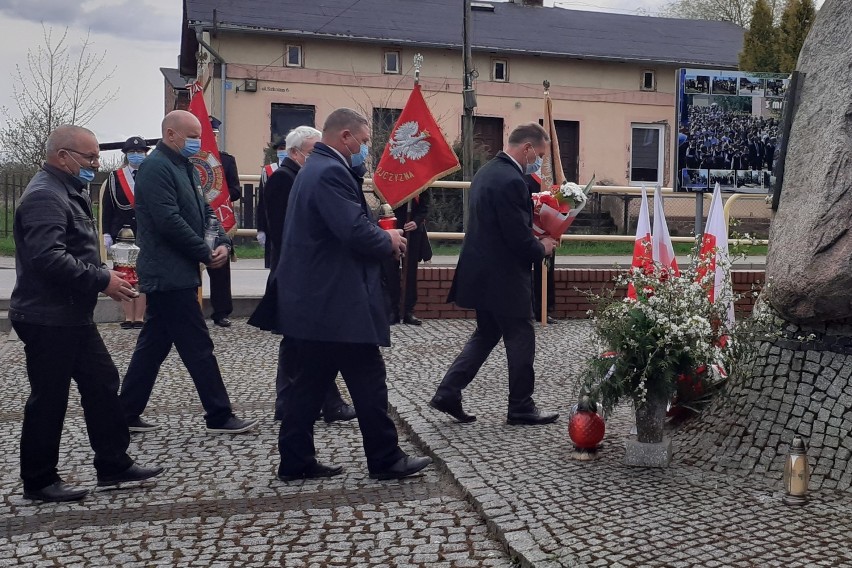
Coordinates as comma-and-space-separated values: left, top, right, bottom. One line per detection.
213, 317, 232, 328
207, 416, 259, 434
127, 416, 159, 433
507, 407, 560, 425
97, 464, 165, 487
277, 462, 344, 482
403, 314, 422, 326
370, 455, 433, 480
23, 482, 88, 503
323, 404, 356, 423
429, 395, 476, 423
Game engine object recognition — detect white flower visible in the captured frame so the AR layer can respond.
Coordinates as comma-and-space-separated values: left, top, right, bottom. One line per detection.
558, 181, 588, 209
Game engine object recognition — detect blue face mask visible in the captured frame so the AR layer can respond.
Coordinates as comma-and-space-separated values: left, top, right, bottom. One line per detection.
127, 153, 145, 167
181, 137, 202, 158
350, 143, 369, 168
276, 150, 288, 162
525, 155, 543, 176
76, 167, 96, 184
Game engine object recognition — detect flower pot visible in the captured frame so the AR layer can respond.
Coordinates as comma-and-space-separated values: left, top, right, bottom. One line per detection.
634, 392, 667, 444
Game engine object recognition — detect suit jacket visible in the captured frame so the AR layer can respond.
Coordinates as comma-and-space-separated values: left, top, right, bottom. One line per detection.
393, 190, 431, 262
274, 142, 394, 346
263, 156, 300, 270
448, 152, 545, 318
219, 151, 241, 202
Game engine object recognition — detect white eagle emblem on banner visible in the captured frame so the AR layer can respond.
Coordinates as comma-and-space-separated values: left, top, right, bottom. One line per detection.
389, 121, 431, 163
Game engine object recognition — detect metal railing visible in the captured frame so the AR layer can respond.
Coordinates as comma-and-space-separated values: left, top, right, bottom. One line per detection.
233, 176, 771, 245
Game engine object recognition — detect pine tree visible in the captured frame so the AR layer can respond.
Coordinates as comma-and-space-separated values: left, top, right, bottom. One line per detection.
776, 0, 816, 72
739, 0, 780, 72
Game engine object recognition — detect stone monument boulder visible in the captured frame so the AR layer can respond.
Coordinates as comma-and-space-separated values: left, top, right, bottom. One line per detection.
765, 0, 852, 325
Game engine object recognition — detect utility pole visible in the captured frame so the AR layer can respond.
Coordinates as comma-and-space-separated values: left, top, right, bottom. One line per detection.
462, 0, 477, 230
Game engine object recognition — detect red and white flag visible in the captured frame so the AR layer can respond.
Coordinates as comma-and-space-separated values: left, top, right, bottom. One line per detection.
186, 82, 236, 233
699, 183, 734, 326
651, 185, 679, 277
373, 84, 459, 209
627, 186, 653, 300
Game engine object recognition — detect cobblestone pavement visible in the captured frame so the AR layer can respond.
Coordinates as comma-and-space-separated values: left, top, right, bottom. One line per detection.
2, 319, 852, 567
384, 320, 852, 568
0, 324, 514, 568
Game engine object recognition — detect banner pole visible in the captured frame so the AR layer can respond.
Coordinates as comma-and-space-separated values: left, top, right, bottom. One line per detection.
399, 201, 413, 320
540, 260, 548, 326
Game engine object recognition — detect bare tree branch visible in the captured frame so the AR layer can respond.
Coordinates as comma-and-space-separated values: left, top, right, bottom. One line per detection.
0, 25, 118, 169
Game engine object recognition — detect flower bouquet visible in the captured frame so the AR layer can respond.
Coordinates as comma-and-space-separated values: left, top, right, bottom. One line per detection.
577, 250, 742, 440
532, 176, 595, 240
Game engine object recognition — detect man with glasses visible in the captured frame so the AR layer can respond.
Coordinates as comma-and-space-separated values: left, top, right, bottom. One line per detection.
118, 110, 258, 435
10, 125, 163, 502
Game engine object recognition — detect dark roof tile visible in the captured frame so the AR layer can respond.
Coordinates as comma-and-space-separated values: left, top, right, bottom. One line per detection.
184, 0, 743, 67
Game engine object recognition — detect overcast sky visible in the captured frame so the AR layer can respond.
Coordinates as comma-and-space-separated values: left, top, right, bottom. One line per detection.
0, 0, 731, 159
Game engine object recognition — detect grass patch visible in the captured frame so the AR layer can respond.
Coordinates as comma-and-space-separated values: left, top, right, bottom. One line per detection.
0, 236, 768, 259
0, 235, 14, 256
432, 240, 768, 257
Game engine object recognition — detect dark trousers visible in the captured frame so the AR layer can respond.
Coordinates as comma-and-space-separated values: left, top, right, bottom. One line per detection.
119, 288, 234, 427
208, 259, 233, 320
274, 337, 347, 419
435, 309, 536, 412
13, 322, 133, 491
277, 337, 404, 475
532, 253, 556, 318
383, 255, 418, 319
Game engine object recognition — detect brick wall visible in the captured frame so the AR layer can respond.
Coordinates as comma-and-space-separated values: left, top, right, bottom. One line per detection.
413, 267, 764, 319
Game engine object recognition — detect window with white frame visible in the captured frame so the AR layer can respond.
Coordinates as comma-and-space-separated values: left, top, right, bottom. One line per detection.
630, 124, 665, 185
384, 51, 400, 74
285, 44, 302, 67
492, 59, 508, 82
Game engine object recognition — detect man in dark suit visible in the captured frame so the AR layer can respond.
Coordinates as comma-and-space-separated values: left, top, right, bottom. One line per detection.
384, 192, 431, 325
207, 122, 240, 327
273, 108, 431, 481
429, 123, 559, 426
258, 125, 355, 423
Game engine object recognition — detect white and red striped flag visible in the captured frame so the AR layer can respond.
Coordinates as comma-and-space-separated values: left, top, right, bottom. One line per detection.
627, 186, 653, 300
699, 183, 735, 326
651, 185, 679, 278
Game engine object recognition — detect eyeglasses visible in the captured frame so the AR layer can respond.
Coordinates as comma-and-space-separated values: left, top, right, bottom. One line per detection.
62, 148, 100, 167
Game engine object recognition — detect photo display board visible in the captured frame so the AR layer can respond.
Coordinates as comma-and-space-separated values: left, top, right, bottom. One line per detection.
676, 68, 790, 193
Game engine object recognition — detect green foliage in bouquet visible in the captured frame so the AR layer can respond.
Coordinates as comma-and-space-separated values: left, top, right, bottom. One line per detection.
579, 241, 768, 416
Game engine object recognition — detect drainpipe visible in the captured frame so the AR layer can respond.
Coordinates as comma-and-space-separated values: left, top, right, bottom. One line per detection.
195, 27, 227, 151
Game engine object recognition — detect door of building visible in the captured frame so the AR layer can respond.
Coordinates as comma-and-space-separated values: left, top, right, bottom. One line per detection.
555, 120, 580, 183
472, 116, 504, 161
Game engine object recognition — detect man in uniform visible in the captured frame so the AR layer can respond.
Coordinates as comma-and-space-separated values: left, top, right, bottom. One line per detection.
101, 136, 150, 329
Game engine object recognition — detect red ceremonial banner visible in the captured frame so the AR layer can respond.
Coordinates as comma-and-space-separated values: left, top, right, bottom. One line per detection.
373, 84, 460, 209
186, 83, 236, 233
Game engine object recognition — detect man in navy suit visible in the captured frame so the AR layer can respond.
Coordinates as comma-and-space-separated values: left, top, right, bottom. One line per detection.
429, 123, 560, 426
273, 108, 432, 482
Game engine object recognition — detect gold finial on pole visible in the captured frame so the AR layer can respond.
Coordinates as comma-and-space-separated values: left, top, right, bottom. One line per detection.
414, 53, 424, 85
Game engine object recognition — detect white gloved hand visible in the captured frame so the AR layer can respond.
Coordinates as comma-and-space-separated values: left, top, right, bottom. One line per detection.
257, 231, 266, 247
104, 234, 113, 249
